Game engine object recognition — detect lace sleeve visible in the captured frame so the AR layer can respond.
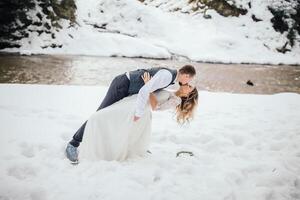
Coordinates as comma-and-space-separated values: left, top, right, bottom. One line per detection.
154, 90, 181, 111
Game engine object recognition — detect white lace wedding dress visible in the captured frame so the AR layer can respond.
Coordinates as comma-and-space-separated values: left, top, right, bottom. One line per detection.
79, 89, 181, 161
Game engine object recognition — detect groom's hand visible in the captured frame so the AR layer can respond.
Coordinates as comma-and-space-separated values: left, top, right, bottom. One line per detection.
133, 116, 140, 122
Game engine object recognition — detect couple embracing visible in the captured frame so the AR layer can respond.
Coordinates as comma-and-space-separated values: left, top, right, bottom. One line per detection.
66, 65, 198, 164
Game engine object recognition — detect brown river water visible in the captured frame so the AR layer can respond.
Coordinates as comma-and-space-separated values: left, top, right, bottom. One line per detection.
0, 54, 299, 94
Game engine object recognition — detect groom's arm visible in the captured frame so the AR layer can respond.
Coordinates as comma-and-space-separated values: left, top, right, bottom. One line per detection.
134, 69, 172, 121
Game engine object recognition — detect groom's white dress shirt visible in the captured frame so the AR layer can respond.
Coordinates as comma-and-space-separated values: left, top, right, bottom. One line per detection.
126, 69, 176, 118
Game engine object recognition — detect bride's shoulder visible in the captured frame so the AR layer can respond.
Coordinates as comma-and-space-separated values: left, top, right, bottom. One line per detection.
153, 89, 171, 100
154, 89, 181, 110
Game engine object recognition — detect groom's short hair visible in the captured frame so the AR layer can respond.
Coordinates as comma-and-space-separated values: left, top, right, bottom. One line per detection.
179, 65, 196, 77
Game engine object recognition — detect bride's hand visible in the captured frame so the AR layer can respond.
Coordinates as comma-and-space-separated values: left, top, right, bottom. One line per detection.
141, 72, 152, 84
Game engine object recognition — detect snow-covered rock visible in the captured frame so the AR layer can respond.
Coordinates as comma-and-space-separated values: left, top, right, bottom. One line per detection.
1, 0, 299, 64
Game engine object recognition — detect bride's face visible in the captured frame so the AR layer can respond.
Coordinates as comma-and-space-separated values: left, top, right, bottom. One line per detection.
178, 85, 194, 97
178, 73, 193, 85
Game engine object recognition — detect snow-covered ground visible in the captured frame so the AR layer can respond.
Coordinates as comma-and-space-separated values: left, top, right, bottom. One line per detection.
0, 83, 299, 200
2, 0, 300, 65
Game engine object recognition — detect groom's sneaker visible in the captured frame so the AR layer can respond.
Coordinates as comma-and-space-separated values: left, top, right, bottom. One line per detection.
65, 143, 78, 164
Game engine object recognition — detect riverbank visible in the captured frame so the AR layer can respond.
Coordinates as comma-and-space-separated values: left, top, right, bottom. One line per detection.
0, 54, 299, 94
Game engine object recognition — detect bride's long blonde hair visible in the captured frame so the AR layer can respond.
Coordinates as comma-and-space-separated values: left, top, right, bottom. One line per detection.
175, 87, 198, 124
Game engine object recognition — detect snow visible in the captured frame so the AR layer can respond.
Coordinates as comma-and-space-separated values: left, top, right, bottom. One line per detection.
1, 0, 300, 65
0, 83, 300, 200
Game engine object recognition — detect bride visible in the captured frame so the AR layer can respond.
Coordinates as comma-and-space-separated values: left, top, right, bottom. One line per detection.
78, 72, 199, 162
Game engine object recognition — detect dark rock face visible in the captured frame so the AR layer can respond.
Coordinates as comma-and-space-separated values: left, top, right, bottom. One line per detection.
187, 0, 247, 17
52, 0, 76, 23
188, 0, 247, 17
0, 0, 76, 50
0, 0, 35, 49
269, 8, 289, 34
268, 0, 300, 53
138, 0, 247, 17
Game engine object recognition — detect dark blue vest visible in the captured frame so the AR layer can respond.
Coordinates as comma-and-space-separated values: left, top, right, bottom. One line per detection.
128, 67, 177, 95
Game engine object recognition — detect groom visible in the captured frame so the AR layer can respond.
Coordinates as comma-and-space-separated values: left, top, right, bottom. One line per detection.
66, 65, 196, 163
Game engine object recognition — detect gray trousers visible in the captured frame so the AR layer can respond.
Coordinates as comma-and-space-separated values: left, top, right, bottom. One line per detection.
69, 73, 130, 147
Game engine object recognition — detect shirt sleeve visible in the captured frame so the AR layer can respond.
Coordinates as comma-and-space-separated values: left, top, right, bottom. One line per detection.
134, 69, 173, 117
